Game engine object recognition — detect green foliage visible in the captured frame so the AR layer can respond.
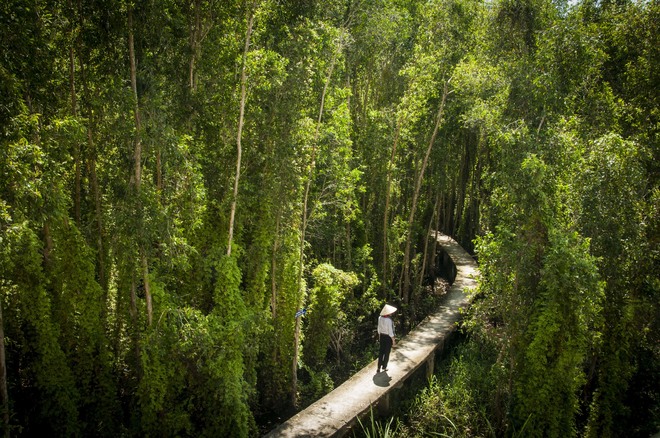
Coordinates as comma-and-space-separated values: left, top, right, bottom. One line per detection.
453, 56, 509, 131
471, 130, 605, 436
2, 223, 80, 436
304, 263, 358, 369
0, 0, 657, 436
515, 229, 602, 437
258, 228, 305, 412
401, 339, 502, 438
577, 130, 654, 438
137, 305, 253, 437
47, 222, 119, 435
299, 365, 334, 406
357, 405, 401, 438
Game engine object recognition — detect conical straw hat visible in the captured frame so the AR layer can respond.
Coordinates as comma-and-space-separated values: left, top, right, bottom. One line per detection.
380, 304, 397, 316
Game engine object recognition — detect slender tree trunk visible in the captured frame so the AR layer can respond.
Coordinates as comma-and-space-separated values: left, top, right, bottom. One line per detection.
113, 273, 124, 360
88, 131, 106, 291
0, 298, 10, 438
271, 212, 280, 320
362, 70, 370, 124
457, 144, 468, 237
43, 222, 53, 267
73, 137, 81, 226
69, 47, 77, 115
75, 0, 107, 298
398, 162, 420, 298
401, 81, 449, 305
81, 76, 107, 298
129, 276, 142, 375
291, 313, 302, 406
129, 277, 138, 323
68, 1, 81, 225
445, 188, 454, 235
417, 195, 438, 294
189, 0, 201, 91
142, 253, 152, 326
128, 6, 152, 326
156, 149, 163, 192
468, 129, 485, 243
227, 5, 255, 257
383, 119, 403, 296
270, 211, 281, 392
346, 221, 352, 270
454, 132, 471, 237
431, 192, 441, 278
128, 8, 142, 189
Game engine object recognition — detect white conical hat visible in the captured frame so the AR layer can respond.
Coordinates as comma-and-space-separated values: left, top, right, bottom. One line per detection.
380, 304, 397, 316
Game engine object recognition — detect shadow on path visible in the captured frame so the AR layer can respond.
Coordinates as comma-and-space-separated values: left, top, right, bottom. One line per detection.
372, 372, 392, 387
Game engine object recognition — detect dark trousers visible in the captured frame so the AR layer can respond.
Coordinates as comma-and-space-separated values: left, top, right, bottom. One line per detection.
378, 334, 393, 370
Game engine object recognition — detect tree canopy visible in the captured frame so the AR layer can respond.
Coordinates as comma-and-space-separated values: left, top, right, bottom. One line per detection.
0, 0, 657, 436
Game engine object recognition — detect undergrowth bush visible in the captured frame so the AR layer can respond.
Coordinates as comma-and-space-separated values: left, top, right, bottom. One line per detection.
399, 335, 504, 438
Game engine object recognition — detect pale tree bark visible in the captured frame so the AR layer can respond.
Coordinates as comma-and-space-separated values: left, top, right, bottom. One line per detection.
128, 6, 153, 326
401, 80, 450, 305
227, 3, 255, 257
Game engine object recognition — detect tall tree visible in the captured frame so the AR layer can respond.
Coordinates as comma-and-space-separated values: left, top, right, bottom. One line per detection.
127, 2, 153, 327
227, 0, 257, 257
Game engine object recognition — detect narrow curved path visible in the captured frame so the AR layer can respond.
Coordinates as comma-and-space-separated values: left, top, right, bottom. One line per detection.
264, 232, 479, 437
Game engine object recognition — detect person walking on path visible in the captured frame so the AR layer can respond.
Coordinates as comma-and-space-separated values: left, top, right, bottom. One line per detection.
377, 304, 397, 373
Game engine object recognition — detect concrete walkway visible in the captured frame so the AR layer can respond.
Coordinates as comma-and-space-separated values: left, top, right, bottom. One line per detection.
264, 232, 479, 437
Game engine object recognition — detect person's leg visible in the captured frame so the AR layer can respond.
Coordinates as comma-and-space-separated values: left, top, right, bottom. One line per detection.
378, 334, 388, 371
381, 335, 393, 370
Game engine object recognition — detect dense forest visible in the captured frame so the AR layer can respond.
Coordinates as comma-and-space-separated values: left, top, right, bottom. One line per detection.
0, 0, 657, 436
